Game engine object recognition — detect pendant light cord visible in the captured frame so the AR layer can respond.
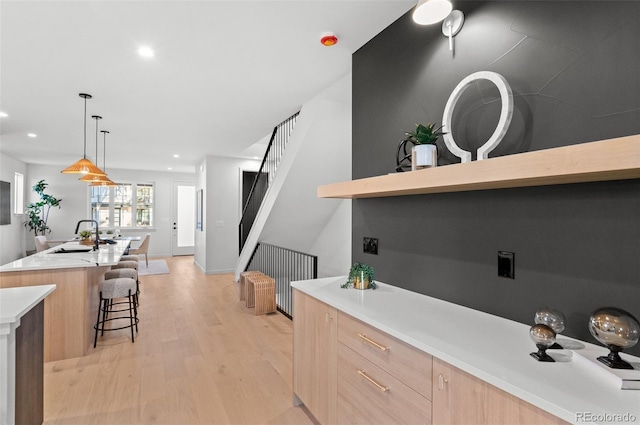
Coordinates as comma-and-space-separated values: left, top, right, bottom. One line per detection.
92, 115, 102, 166
83, 96, 87, 159
95, 116, 99, 164
102, 131, 108, 171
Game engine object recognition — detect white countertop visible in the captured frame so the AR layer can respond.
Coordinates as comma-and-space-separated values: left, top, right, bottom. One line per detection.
0, 284, 56, 325
0, 240, 130, 272
292, 277, 640, 425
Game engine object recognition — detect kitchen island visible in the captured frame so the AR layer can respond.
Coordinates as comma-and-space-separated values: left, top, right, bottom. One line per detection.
0, 240, 130, 361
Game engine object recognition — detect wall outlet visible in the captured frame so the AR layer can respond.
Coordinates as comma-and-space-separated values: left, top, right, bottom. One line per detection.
363, 237, 378, 255
498, 251, 515, 279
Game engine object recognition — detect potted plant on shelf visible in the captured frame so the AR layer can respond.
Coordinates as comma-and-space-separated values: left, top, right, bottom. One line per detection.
396, 122, 445, 172
78, 230, 93, 245
23, 179, 62, 236
341, 262, 376, 290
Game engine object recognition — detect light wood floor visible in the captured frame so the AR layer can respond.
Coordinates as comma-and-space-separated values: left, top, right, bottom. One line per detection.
43, 256, 315, 425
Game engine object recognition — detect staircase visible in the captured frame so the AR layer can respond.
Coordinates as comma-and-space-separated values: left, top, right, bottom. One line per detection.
239, 112, 299, 254
234, 74, 353, 290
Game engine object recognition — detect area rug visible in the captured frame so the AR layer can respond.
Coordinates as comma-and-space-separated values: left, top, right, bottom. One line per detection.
138, 260, 170, 276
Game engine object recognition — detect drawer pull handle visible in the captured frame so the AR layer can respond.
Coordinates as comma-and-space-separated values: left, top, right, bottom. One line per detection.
438, 373, 448, 390
358, 369, 388, 392
358, 333, 389, 351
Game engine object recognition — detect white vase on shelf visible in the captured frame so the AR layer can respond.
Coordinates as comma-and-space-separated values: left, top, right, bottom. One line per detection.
412, 144, 437, 170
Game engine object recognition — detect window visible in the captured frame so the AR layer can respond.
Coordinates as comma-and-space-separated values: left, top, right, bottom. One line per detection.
136, 184, 153, 226
90, 182, 154, 229
14, 172, 23, 214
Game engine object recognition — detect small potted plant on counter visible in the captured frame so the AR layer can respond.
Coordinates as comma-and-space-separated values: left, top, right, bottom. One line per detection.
341, 262, 376, 290
396, 122, 444, 172
78, 230, 93, 245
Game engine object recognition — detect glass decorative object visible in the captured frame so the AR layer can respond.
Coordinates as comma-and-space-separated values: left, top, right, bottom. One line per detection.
535, 307, 566, 349
529, 324, 556, 362
589, 307, 640, 369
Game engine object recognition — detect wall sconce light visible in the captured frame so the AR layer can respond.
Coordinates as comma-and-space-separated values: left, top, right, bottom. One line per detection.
412, 0, 452, 25
442, 10, 464, 51
412, 0, 464, 53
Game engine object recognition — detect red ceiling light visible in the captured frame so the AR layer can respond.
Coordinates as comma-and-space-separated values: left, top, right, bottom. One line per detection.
320, 32, 338, 47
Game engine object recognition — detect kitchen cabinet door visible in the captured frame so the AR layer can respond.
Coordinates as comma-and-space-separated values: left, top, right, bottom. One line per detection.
432, 357, 567, 425
293, 289, 337, 424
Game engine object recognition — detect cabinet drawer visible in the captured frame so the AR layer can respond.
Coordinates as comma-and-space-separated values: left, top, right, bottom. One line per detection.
338, 343, 432, 425
338, 312, 432, 400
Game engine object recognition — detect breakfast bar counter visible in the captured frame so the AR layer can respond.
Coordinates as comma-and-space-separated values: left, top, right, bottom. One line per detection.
0, 240, 130, 361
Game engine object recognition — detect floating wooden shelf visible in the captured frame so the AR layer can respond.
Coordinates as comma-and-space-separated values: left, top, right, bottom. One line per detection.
317, 134, 640, 199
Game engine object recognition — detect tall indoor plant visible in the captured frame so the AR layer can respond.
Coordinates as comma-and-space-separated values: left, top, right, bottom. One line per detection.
23, 179, 62, 236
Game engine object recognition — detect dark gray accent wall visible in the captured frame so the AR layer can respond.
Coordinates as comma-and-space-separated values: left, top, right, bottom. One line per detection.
352, 1, 640, 355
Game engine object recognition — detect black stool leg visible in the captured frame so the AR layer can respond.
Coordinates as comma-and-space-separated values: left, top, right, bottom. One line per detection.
101, 298, 109, 336
133, 295, 139, 333
128, 290, 135, 343
94, 293, 103, 348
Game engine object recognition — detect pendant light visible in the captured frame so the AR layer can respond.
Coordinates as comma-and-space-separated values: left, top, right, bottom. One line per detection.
89, 130, 117, 187
80, 116, 115, 185
61, 93, 107, 176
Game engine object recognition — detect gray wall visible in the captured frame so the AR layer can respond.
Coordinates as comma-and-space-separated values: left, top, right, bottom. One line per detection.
352, 1, 640, 355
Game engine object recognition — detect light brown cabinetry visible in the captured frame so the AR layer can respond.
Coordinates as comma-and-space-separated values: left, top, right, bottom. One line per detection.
293, 289, 568, 425
292, 289, 337, 424
337, 313, 432, 425
432, 357, 568, 425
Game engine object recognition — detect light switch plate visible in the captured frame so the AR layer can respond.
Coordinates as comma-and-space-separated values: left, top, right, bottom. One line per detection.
498, 251, 515, 279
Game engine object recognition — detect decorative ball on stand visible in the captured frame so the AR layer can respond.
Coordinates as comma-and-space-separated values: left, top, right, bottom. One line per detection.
535, 307, 566, 349
529, 324, 556, 362
589, 307, 640, 369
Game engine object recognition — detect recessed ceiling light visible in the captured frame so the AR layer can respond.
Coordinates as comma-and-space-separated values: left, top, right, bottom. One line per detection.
138, 46, 154, 58
0, 111, 8, 118
27, 133, 37, 138
168, 167, 173, 170
173, 154, 179, 158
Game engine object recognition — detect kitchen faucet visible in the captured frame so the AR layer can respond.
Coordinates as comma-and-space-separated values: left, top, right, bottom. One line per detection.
74, 219, 100, 251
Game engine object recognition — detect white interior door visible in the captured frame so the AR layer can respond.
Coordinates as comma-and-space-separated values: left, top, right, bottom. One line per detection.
172, 181, 195, 256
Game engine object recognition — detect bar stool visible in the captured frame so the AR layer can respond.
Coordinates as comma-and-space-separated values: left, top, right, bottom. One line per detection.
105, 268, 138, 307
119, 255, 139, 263
93, 277, 138, 348
112, 260, 140, 303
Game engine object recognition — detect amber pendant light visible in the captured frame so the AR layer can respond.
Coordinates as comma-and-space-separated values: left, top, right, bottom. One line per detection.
80, 117, 115, 185
61, 93, 106, 176
86, 130, 117, 187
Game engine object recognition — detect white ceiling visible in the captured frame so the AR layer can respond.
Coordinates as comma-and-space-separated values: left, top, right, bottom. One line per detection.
0, 0, 414, 174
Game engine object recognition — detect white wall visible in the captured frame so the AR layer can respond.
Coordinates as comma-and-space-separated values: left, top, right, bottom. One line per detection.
21, 164, 194, 258
194, 161, 207, 271
196, 156, 260, 274
308, 200, 352, 278
0, 152, 28, 264
252, 74, 353, 278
